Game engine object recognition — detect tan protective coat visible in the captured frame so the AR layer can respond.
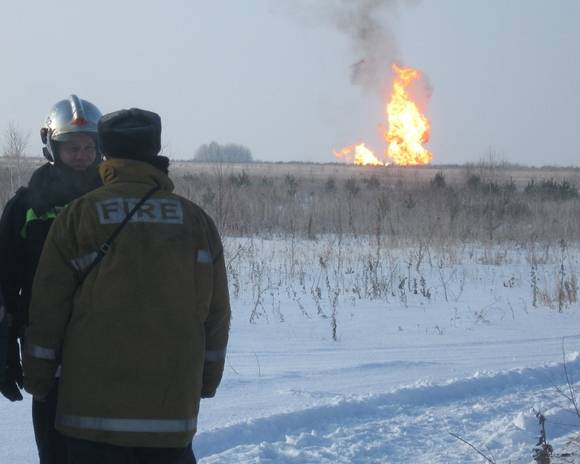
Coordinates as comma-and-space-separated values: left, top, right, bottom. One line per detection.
24, 159, 230, 448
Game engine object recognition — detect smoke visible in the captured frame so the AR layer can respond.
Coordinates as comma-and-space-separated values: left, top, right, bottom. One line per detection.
281, 0, 414, 93
330, 0, 400, 92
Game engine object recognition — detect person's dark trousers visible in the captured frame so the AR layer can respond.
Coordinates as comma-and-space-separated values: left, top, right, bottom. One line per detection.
32, 383, 68, 464
66, 437, 197, 464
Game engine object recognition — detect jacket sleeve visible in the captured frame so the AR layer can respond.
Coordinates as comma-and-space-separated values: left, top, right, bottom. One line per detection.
201, 216, 231, 398
0, 189, 27, 330
22, 213, 77, 398
0, 191, 27, 389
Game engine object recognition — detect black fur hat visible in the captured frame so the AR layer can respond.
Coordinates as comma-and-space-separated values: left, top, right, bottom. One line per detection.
98, 108, 161, 160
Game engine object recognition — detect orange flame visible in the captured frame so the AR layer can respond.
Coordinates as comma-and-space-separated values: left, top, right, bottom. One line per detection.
333, 63, 433, 166
333, 143, 385, 166
385, 64, 432, 165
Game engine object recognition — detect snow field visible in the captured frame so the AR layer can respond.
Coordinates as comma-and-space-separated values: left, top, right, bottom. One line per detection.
2, 236, 580, 463
195, 237, 580, 462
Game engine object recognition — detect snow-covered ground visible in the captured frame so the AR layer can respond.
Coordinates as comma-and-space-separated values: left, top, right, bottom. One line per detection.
2, 237, 580, 463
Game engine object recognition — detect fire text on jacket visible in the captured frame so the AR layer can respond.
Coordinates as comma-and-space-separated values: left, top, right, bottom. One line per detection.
96, 198, 184, 224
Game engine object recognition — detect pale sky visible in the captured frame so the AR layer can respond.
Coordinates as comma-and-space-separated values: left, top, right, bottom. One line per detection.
0, 0, 578, 165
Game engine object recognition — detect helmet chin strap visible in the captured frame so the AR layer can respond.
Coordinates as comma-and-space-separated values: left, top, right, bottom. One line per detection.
42, 146, 55, 164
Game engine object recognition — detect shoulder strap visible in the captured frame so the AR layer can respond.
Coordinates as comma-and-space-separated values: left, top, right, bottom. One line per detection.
79, 185, 159, 283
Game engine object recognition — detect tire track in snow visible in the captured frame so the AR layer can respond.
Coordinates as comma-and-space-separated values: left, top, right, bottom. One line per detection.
194, 355, 580, 460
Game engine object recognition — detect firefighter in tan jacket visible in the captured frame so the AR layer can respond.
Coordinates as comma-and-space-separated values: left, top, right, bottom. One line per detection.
23, 108, 230, 464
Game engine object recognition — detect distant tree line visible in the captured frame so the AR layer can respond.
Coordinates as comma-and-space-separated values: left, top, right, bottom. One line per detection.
194, 141, 253, 163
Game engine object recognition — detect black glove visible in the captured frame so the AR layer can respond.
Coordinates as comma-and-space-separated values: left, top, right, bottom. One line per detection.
200, 361, 223, 399
0, 335, 23, 402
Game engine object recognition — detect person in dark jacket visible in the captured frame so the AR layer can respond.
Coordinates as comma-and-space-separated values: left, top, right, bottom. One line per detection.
23, 108, 231, 464
0, 95, 103, 464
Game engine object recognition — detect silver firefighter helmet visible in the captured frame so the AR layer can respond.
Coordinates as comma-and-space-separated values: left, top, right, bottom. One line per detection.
40, 95, 102, 163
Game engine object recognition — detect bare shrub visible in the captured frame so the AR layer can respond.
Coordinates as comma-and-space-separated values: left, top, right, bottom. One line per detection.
2, 122, 31, 190
2, 121, 29, 159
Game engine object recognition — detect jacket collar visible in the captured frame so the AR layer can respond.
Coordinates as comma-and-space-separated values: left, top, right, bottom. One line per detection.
98, 159, 174, 193
26, 163, 102, 213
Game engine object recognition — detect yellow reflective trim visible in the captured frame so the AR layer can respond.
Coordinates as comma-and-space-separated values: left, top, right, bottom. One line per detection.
20, 208, 59, 239
57, 414, 198, 433
205, 349, 227, 363
70, 251, 98, 272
